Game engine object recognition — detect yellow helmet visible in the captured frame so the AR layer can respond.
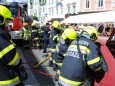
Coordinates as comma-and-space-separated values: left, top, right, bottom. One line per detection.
52, 21, 61, 29
81, 26, 98, 41
41, 23, 45, 27
0, 5, 13, 25
62, 28, 77, 40
31, 22, 36, 26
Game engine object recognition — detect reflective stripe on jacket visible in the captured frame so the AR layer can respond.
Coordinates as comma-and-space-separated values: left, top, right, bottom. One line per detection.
21, 27, 31, 41
49, 29, 59, 49
0, 28, 20, 85
59, 36, 102, 85
53, 37, 68, 64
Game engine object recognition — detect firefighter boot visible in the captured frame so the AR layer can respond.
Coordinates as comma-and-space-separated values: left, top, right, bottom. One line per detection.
49, 60, 53, 67
53, 63, 58, 71
54, 73, 59, 81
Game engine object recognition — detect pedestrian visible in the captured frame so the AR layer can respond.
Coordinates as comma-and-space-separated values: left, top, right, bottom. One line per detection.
104, 24, 111, 36
43, 22, 50, 53
52, 28, 77, 80
58, 26, 103, 86
49, 21, 61, 69
98, 24, 104, 36
0, 5, 28, 86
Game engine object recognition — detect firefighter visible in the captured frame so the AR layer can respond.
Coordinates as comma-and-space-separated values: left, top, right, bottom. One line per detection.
31, 22, 38, 49
52, 28, 77, 80
37, 23, 45, 50
0, 5, 28, 86
58, 26, 102, 86
49, 21, 62, 69
21, 22, 31, 48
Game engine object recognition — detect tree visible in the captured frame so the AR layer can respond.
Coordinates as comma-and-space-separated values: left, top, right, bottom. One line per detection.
33, 16, 38, 21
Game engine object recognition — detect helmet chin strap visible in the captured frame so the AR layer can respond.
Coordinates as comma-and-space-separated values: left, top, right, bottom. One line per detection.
0, 24, 5, 29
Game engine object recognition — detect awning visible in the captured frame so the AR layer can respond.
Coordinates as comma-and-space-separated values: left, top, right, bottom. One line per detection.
61, 11, 115, 24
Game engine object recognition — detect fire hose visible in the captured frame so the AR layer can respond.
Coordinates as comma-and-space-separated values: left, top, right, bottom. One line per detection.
33, 53, 51, 68
22, 53, 58, 78
25, 68, 58, 78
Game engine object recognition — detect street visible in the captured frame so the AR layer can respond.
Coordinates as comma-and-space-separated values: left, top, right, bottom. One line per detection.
18, 47, 57, 86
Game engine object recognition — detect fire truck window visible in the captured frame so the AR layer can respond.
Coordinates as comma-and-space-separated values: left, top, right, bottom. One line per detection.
10, 7, 18, 18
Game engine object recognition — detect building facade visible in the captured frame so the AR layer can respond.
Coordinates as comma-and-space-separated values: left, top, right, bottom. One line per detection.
27, 0, 115, 23
81, 0, 115, 12
28, 0, 81, 23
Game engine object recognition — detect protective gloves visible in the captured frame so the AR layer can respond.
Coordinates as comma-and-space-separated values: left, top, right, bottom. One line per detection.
17, 65, 28, 81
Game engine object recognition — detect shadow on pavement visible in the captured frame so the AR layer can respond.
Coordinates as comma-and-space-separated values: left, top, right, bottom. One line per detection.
20, 47, 56, 86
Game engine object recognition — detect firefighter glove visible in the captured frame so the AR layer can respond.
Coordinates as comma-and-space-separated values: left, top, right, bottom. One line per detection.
17, 65, 28, 81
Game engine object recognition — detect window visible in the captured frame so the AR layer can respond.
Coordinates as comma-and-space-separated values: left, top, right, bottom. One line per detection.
98, 0, 103, 7
68, 6, 70, 14
86, 0, 90, 8
73, 6, 76, 13
10, 7, 18, 18
43, 7, 44, 13
51, 0, 53, 3
52, 8, 54, 15
56, 7, 58, 14
61, 7, 63, 14
113, 0, 115, 6
49, 0, 50, 4
39, 0, 46, 5
49, 9, 51, 15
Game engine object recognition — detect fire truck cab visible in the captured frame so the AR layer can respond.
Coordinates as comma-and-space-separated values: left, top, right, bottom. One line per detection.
1, 3, 27, 40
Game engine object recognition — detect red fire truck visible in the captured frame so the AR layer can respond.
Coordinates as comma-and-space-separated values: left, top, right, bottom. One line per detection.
1, 3, 30, 38
0, 3, 33, 45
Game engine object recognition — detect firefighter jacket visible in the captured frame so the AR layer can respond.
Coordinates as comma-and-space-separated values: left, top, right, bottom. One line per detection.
31, 26, 38, 38
49, 29, 60, 52
38, 29, 44, 44
59, 36, 102, 86
0, 28, 22, 85
21, 27, 31, 41
39, 29, 44, 38
53, 37, 69, 67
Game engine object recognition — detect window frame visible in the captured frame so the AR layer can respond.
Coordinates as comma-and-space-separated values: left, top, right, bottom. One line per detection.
98, 0, 103, 7
86, 0, 90, 8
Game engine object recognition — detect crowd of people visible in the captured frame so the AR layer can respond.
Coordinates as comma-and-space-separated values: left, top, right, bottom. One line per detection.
0, 4, 108, 86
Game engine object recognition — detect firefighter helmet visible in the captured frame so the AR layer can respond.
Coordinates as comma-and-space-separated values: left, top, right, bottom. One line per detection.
81, 26, 98, 41
52, 21, 61, 29
62, 28, 77, 41
0, 5, 13, 25
41, 23, 45, 27
31, 22, 36, 26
